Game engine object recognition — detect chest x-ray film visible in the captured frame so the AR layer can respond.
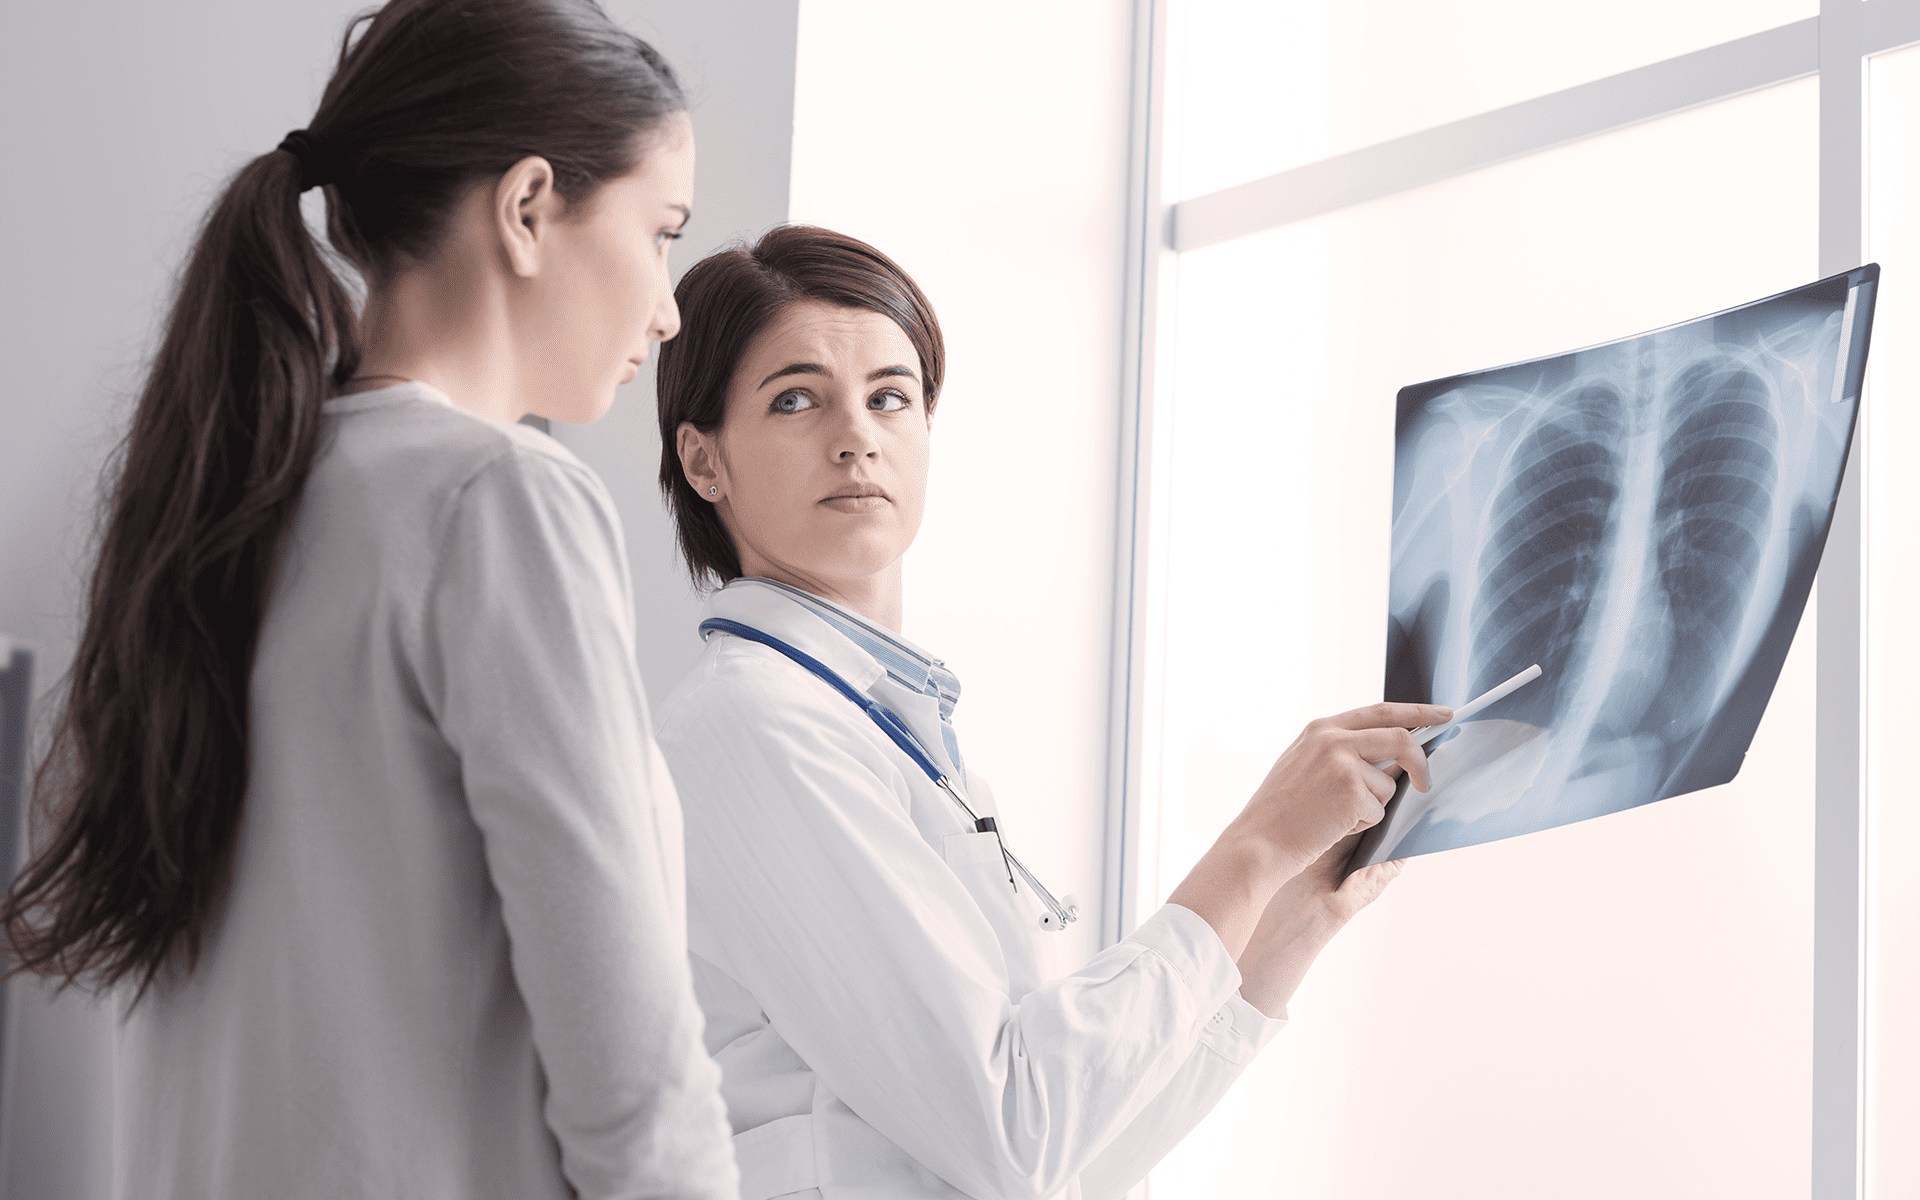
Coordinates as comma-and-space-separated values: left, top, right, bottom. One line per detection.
1348, 265, 1878, 873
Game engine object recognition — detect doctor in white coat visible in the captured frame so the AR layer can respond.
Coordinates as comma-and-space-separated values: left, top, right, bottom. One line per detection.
651, 225, 1449, 1200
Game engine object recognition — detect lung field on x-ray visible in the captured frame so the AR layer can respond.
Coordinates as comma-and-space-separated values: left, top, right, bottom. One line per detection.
1643, 362, 1780, 740
1471, 359, 1784, 789
1366, 277, 1865, 865
1471, 382, 1625, 726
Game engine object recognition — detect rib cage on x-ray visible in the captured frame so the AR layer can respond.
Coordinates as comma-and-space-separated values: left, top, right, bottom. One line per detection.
1472, 358, 1781, 786
1351, 268, 1875, 871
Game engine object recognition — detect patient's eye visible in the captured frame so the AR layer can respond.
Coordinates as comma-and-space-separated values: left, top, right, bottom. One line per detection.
770, 389, 815, 414
869, 388, 910, 413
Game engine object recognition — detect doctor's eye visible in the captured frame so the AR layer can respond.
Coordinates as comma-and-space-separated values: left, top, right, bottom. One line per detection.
868, 388, 911, 413
654, 228, 684, 249
770, 389, 816, 414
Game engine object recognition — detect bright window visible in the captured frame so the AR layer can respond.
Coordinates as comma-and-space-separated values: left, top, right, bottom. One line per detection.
1149, 79, 1820, 1199
1865, 40, 1920, 1200
1174, 0, 1817, 199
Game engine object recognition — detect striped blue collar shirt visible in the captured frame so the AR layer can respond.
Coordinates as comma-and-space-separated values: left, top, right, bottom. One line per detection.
731, 576, 968, 781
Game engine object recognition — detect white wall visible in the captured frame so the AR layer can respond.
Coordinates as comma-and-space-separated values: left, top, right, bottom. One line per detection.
0, 4, 798, 1194
786, 0, 1139, 970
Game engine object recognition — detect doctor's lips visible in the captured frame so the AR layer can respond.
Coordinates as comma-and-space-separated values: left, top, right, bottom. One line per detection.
820, 484, 890, 512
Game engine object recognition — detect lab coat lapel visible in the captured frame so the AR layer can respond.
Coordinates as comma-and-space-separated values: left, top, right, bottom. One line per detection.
868, 680, 972, 798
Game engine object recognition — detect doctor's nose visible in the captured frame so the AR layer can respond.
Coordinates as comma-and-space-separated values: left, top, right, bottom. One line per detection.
830, 411, 882, 461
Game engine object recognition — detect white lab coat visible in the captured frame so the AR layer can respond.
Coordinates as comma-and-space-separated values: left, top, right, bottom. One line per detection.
653, 580, 1284, 1200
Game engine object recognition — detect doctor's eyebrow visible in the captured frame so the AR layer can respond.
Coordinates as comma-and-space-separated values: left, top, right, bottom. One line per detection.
758, 362, 826, 388
756, 363, 919, 388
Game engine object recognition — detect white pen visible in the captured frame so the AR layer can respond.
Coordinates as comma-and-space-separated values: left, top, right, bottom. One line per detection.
1371, 663, 1544, 770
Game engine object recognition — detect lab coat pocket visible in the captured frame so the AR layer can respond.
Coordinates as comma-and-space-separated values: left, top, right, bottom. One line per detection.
942, 831, 1019, 929
943, 830, 1007, 867
943, 831, 1051, 997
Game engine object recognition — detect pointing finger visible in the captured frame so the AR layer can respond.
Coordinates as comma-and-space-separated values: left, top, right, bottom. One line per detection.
1321, 701, 1452, 732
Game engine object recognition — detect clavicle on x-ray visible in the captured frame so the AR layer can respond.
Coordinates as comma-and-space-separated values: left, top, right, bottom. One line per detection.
1349, 265, 1880, 872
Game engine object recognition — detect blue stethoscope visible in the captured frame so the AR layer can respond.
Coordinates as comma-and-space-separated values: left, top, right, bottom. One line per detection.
699, 617, 1079, 932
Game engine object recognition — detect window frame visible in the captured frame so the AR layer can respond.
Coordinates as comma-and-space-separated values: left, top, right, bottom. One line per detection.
1107, 4, 1920, 1197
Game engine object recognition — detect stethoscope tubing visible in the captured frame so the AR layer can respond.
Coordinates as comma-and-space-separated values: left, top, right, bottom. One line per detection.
698, 617, 1078, 929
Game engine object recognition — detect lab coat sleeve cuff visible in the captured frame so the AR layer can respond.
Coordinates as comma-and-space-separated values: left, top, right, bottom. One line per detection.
1197, 990, 1288, 1067
1126, 903, 1244, 1021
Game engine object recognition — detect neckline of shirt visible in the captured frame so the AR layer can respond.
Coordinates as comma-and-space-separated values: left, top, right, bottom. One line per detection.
320, 379, 456, 414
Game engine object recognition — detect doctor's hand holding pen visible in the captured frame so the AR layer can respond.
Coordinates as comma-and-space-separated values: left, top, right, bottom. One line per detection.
1166, 701, 1451, 1016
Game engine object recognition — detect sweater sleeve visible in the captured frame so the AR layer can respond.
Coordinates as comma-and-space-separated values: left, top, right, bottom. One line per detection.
657, 650, 1247, 1200
414, 445, 736, 1200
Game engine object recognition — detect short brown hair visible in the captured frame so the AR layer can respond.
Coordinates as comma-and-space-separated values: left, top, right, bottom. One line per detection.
655, 224, 946, 587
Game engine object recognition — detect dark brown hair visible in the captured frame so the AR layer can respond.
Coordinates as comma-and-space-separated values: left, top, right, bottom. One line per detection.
656, 224, 946, 586
0, 0, 684, 1001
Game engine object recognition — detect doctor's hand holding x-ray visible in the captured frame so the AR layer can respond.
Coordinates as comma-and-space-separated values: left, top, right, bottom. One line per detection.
652, 224, 1447, 1200
1194, 712, 1441, 1015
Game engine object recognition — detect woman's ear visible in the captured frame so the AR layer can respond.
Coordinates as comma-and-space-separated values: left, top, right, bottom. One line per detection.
493, 155, 562, 279
677, 422, 723, 500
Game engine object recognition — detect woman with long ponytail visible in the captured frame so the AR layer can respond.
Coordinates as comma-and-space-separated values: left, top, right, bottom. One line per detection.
0, 2, 735, 1196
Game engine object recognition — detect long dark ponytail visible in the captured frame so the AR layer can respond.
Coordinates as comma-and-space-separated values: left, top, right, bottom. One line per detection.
1, 0, 684, 1001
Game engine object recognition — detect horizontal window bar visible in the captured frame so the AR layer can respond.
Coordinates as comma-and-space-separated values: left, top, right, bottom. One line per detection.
1172, 17, 1820, 252
1868, 0, 1920, 59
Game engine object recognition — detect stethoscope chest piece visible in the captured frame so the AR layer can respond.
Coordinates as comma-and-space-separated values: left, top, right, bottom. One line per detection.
1038, 896, 1080, 932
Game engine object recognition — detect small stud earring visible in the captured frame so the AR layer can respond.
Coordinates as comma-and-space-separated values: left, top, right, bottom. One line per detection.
708, 486, 718, 496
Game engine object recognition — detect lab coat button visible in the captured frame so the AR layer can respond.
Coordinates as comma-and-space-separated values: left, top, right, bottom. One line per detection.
1209, 1008, 1230, 1029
